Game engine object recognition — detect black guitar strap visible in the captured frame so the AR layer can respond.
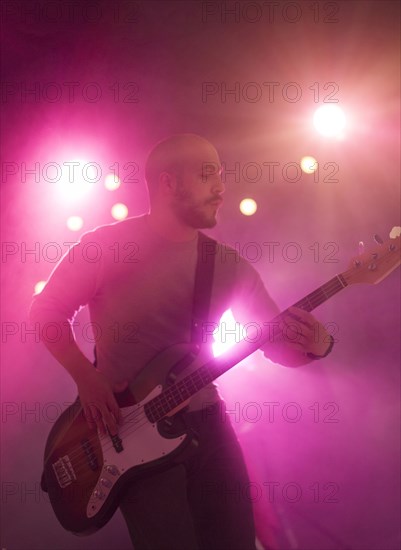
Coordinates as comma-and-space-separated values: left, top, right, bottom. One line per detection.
167, 232, 217, 383
191, 231, 217, 347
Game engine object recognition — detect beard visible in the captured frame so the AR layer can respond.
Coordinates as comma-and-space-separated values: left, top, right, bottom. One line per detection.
171, 183, 218, 229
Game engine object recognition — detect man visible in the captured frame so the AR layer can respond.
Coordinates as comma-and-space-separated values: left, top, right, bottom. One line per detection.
30, 134, 333, 549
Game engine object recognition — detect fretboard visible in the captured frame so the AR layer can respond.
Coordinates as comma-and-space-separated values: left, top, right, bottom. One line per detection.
144, 274, 348, 423
292, 274, 347, 312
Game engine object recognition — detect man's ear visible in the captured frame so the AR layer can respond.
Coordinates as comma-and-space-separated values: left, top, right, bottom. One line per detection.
159, 171, 176, 196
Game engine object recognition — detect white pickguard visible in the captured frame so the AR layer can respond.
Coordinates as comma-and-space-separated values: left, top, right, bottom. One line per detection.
87, 385, 187, 518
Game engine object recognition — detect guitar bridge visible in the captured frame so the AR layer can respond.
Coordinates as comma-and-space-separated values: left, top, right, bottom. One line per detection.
52, 455, 76, 488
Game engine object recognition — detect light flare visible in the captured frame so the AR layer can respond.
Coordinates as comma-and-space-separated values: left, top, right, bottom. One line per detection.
66, 216, 84, 231
240, 198, 257, 216
105, 173, 121, 191
111, 203, 129, 220
34, 280, 47, 294
313, 105, 346, 138
300, 156, 318, 174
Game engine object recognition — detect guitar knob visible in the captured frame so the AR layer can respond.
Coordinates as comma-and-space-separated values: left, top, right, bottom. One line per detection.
105, 465, 119, 476
101, 478, 112, 488
389, 244, 396, 251
374, 234, 383, 244
93, 489, 105, 500
354, 260, 361, 267
368, 263, 377, 271
371, 253, 378, 259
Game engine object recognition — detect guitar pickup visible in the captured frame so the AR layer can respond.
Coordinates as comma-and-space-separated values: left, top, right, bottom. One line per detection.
52, 455, 76, 488
81, 438, 99, 471
110, 433, 123, 453
105, 427, 124, 453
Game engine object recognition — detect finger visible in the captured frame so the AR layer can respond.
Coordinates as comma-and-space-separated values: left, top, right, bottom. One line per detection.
84, 406, 98, 432
278, 338, 305, 355
282, 318, 310, 343
101, 406, 119, 436
285, 341, 305, 353
288, 307, 315, 328
106, 394, 122, 425
88, 403, 108, 435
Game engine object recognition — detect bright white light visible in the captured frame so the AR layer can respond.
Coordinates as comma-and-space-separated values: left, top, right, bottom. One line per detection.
239, 198, 257, 216
34, 280, 47, 294
55, 159, 96, 202
105, 173, 121, 191
111, 203, 128, 220
212, 309, 242, 357
300, 156, 318, 174
390, 226, 401, 238
66, 216, 84, 231
313, 105, 346, 138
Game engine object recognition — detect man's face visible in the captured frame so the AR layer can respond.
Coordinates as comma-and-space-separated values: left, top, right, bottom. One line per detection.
170, 143, 224, 229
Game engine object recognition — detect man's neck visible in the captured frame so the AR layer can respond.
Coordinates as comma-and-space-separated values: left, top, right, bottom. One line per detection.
146, 212, 198, 242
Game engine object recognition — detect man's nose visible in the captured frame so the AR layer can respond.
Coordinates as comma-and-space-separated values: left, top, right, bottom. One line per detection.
213, 174, 225, 195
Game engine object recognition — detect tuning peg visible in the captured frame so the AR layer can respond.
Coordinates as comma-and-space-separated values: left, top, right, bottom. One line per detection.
374, 234, 383, 244
358, 241, 364, 255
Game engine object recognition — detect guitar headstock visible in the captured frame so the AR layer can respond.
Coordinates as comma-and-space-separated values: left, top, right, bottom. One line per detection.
343, 230, 400, 286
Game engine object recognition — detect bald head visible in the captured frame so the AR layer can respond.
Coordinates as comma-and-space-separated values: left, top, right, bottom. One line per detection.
145, 134, 220, 202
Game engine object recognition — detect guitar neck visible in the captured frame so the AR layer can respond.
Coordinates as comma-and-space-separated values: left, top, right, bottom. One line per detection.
292, 273, 347, 312
145, 274, 348, 422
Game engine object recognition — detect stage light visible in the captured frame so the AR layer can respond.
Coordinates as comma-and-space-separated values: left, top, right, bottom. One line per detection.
34, 280, 46, 294
66, 216, 84, 231
313, 105, 346, 138
300, 156, 318, 174
240, 198, 257, 216
55, 159, 96, 202
212, 309, 242, 357
111, 203, 128, 220
105, 173, 121, 191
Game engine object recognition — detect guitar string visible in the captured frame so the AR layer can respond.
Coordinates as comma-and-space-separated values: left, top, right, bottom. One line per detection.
62, 371, 211, 477
52, 255, 397, 476
61, 362, 221, 479
63, 366, 212, 475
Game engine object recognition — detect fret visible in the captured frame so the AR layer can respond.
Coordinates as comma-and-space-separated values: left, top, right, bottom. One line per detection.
177, 380, 191, 399
199, 368, 210, 384
187, 378, 197, 393
337, 274, 347, 288
159, 393, 170, 407
293, 276, 346, 312
171, 389, 182, 405
144, 401, 162, 423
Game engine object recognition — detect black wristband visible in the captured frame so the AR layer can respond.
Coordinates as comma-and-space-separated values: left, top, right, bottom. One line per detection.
306, 334, 335, 360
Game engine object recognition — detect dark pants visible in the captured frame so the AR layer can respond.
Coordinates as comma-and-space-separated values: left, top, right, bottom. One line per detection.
119, 402, 257, 550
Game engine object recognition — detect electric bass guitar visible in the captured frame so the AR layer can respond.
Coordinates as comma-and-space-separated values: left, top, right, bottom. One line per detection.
41, 233, 400, 535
